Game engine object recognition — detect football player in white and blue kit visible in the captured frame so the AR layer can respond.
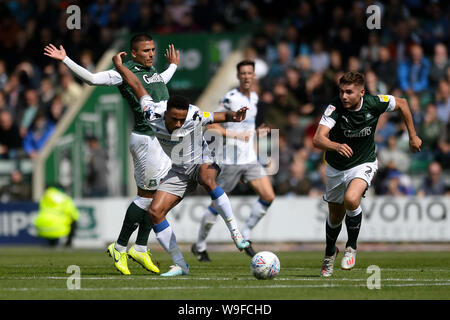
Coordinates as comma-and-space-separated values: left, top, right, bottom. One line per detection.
192, 61, 276, 261
112, 52, 251, 276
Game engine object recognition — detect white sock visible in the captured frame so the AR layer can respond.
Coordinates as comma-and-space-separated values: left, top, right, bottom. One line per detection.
210, 191, 238, 235
241, 199, 271, 240
133, 196, 153, 210
346, 206, 362, 217
196, 206, 218, 252
134, 244, 147, 252
154, 220, 187, 269
114, 243, 127, 253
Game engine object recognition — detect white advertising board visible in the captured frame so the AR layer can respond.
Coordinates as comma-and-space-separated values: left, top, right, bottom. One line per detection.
71, 196, 450, 248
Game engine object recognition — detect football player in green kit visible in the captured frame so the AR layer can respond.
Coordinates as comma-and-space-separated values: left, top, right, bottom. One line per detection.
313, 71, 422, 277
44, 34, 179, 275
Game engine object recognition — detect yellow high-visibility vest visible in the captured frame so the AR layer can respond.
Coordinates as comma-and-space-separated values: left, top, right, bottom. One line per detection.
33, 187, 79, 239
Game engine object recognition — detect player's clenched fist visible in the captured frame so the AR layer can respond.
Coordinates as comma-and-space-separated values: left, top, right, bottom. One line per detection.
112, 52, 127, 66
336, 143, 353, 158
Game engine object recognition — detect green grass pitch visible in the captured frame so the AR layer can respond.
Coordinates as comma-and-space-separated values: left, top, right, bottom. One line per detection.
0, 247, 449, 300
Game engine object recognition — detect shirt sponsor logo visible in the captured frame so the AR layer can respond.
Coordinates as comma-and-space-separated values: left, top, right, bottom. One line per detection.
344, 126, 372, 138
324, 105, 336, 117
378, 94, 389, 102
142, 73, 164, 84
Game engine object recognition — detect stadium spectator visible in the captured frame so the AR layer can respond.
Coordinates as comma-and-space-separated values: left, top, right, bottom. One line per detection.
84, 136, 108, 197
435, 80, 450, 123
417, 161, 446, 197
308, 162, 326, 197
408, 93, 425, 128
373, 46, 398, 92
23, 111, 55, 160
323, 50, 344, 93
437, 122, 450, 168
0, 169, 31, 202
47, 94, 66, 124
0, 59, 8, 90
131, 2, 158, 32
378, 135, 411, 173
310, 38, 329, 73
79, 49, 96, 73
398, 44, 431, 94
273, 132, 295, 186
333, 26, 360, 64
58, 72, 82, 109
2, 73, 22, 120
359, 32, 382, 70
365, 70, 388, 96
418, 103, 444, 160
88, 0, 112, 28
380, 170, 415, 196
20, 88, 40, 137
429, 43, 450, 90
0, 109, 22, 159
0, 91, 8, 111
374, 112, 397, 150
284, 67, 305, 103
275, 159, 311, 196
166, 0, 192, 28
421, 2, 449, 51
264, 82, 298, 129
284, 111, 303, 151
266, 42, 293, 80
39, 77, 55, 111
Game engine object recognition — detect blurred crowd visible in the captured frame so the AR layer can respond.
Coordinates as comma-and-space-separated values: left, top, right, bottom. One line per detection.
0, 0, 449, 201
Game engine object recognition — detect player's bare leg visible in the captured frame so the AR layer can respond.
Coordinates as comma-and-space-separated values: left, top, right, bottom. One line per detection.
341, 178, 366, 270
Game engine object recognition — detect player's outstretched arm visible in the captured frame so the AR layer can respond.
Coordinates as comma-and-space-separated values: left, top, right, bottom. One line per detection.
393, 97, 422, 153
159, 44, 180, 84
313, 124, 353, 158
213, 107, 248, 123
44, 43, 67, 61
112, 52, 148, 99
44, 43, 122, 86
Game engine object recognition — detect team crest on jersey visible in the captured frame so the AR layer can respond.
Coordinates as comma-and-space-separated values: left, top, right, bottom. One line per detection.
324, 105, 336, 117
378, 94, 389, 102
202, 112, 211, 119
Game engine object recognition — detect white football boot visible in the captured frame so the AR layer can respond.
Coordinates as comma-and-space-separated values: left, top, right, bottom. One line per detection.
320, 247, 339, 277
341, 247, 357, 270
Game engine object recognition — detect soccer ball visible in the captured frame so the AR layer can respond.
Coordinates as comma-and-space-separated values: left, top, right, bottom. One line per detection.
250, 251, 280, 280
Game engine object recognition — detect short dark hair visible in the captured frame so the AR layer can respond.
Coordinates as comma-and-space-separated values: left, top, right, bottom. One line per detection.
339, 71, 365, 87
167, 95, 190, 110
130, 33, 153, 51
236, 60, 255, 73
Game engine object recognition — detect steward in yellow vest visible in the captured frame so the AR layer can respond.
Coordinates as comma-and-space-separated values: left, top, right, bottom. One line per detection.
33, 186, 79, 247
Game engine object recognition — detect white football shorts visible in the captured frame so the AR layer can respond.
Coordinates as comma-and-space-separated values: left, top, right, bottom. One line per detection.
129, 132, 171, 191
324, 160, 378, 204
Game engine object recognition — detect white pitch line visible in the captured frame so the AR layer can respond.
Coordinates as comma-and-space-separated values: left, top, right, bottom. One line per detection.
2, 276, 450, 282
1, 282, 450, 291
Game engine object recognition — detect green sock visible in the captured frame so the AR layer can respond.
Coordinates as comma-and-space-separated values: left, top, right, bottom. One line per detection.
345, 213, 362, 250
117, 202, 145, 247
136, 209, 153, 246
